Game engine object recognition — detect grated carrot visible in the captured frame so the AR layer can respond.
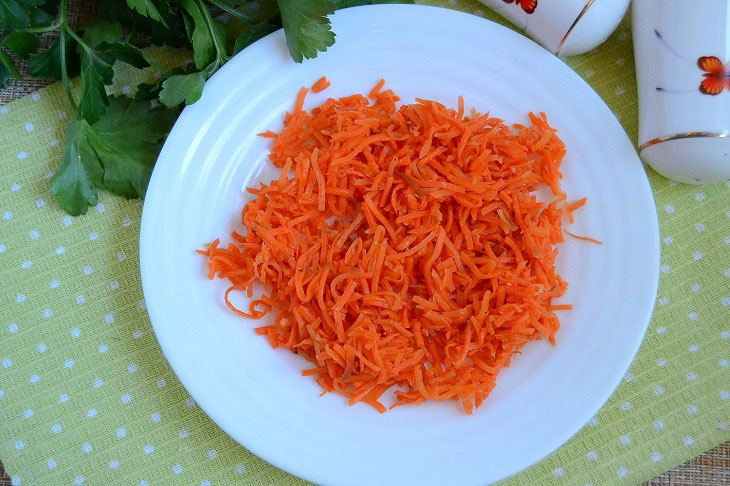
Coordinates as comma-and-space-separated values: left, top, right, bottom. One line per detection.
199, 80, 585, 414
565, 230, 603, 245
311, 76, 331, 93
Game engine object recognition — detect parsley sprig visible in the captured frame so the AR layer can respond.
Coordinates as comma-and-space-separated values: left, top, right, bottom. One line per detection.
0, 0, 410, 215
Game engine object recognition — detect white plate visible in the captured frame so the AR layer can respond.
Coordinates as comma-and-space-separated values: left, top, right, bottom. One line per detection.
140, 5, 659, 485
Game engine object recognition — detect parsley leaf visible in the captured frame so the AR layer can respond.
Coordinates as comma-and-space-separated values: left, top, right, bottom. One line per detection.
2, 31, 39, 58
233, 21, 277, 55
148, 15, 188, 47
23, 0, 407, 216
216, 0, 280, 23
92, 96, 177, 198
51, 96, 176, 215
276, 0, 336, 63
126, 0, 166, 26
0, 0, 44, 30
51, 118, 105, 215
180, 0, 216, 69
77, 28, 150, 124
75, 24, 128, 124
159, 71, 205, 106
30, 0, 57, 25
81, 19, 124, 47
27, 34, 81, 80
0, 50, 21, 83
97, 41, 150, 69
134, 66, 185, 101
78, 47, 115, 124
0, 60, 11, 89
134, 78, 164, 101
98, 0, 187, 48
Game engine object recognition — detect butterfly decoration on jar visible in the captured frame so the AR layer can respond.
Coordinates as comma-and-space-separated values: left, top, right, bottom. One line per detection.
696, 56, 730, 95
654, 30, 730, 96
502, 0, 537, 14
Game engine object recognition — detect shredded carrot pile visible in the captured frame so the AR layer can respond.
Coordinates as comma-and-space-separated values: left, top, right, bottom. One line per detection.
199, 79, 583, 414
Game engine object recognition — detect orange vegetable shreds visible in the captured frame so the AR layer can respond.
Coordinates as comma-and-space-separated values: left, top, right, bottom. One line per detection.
564, 230, 602, 245
199, 79, 579, 414
311, 76, 331, 93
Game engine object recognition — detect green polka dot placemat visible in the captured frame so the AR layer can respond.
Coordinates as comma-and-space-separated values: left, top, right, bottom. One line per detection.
1, 3, 729, 485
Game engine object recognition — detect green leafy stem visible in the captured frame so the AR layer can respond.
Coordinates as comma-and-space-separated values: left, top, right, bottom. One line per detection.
0, 0, 411, 215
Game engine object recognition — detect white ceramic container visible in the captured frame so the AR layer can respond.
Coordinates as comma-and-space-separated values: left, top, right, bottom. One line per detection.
634, 0, 730, 184
477, 0, 630, 56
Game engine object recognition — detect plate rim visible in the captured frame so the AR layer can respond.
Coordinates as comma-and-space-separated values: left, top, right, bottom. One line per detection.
140, 4, 660, 485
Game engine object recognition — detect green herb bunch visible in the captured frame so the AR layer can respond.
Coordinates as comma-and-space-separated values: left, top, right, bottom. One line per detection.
0, 0, 408, 215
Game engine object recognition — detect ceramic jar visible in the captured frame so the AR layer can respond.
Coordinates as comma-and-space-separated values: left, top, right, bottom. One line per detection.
634, 0, 730, 184
476, 0, 630, 56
